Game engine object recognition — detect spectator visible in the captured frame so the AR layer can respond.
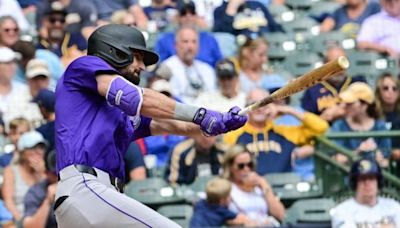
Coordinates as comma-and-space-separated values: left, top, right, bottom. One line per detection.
23, 149, 57, 228
37, 2, 87, 67
190, 177, 256, 227
320, 0, 380, 38
0, 47, 42, 127
213, 0, 283, 37
161, 26, 216, 103
374, 73, 400, 173
330, 82, 392, 166
331, 158, 400, 227
222, 145, 285, 225
36, 0, 97, 39
13, 39, 64, 86
34, 89, 55, 153
90, 0, 148, 29
301, 46, 365, 123
143, 0, 177, 32
224, 88, 329, 175
0, 118, 31, 168
154, 1, 222, 67
195, 58, 246, 112
190, 0, 223, 28
2, 131, 46, 222
0, 16, 20, 48
110, 10, 136, 27
263, 75, 317, 181
124, 142, 146, 182
357, 0, 400, 57
25, 59, 51, 98
164, 135, 223, 185
237, 37, 270, 94
0, 1, 29, 32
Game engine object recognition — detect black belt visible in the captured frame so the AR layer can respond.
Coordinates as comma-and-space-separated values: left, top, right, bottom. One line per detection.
74, 165, 124, 193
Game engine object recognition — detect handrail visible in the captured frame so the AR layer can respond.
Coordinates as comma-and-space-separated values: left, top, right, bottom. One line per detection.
315, 135, 400, 189
325, 130, 400, 139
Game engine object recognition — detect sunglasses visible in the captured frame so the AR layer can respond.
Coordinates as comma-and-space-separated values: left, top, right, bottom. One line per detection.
236, 162, 254, 170
382, 85, 398, 92
49, 17, 66, 24
3, 27, 19, 33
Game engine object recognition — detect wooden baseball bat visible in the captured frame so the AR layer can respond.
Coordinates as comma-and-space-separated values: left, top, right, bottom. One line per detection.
239, 56, 350, 115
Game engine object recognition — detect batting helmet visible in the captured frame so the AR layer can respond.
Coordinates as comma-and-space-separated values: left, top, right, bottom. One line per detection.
87, 24, 159, 68
349, 158, 383, 190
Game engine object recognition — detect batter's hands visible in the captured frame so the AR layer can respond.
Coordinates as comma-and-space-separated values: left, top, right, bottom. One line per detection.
193, 106, 247, 136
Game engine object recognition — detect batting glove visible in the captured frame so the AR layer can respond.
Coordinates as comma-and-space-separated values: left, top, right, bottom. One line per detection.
193, 106, 247, 136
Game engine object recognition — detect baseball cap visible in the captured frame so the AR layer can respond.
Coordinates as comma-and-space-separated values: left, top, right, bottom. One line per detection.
33, 89, 55, 112
26, 59, 51, 79
339, 82, 374, 104
261, 74, 287, 93
151, 79, 172, 96
0, 47, 18, 63
45, 1, 67, 16
215, 59, 237, 79
18, 131, 47, 151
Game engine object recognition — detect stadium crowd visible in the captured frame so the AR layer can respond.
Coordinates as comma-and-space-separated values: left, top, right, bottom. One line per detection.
0, 0, 399, 227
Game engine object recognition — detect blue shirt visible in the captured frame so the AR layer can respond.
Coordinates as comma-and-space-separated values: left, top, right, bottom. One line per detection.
330, 2, 380, 37
213, 1, 283, 37
155, 31, 223, 67
190, 199, 237, 227
23, 180, 57, 228
301, 76, 365, 115
55, 56, 152, 180
143, 135, 186, 167
330, 118, 392, 158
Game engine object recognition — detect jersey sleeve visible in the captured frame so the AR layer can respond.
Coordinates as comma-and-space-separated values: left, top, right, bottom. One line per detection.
132, 115, 152, 141
63, 56, 120, 92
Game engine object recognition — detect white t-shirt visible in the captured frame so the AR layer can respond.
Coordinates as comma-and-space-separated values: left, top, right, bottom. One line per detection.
331, 197, 400, 228
229, 183, 269, 223
194, 90, 246, 112
0, 82, 42, 128
163, 56, 216, 104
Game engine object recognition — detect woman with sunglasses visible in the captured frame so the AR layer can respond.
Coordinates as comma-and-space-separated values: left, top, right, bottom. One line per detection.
375, 73, 400, 173
222, 145, 285, 226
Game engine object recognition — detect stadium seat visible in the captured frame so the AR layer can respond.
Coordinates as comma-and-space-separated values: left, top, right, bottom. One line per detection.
308, 31, 355, 55
265, 172, 323, 207
285, 0, 314, 10
124, 178, 184, 208
308, 1, 342, 20
157, 204, 193, 228
265, 32, 297, 61
281, 17, 320, 42
212, 32, 238, 57
269, 4, 296, 24
284, 198, 335, 225
282, 51, 323, 77
346, 50, 399, 86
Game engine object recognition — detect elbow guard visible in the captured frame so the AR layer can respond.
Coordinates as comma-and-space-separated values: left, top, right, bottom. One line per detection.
106, 76, 143, 116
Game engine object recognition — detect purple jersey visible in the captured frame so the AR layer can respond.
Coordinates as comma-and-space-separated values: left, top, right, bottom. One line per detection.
55, 56, 151, 180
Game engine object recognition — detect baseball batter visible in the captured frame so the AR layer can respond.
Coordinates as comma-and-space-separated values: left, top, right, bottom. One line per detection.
53, 24, 247, 227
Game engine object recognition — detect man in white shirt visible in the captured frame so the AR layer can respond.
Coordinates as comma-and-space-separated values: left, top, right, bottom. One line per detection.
0, 47, 42, 128
195, 58, 246, 112
331, 158, 400, 228
162, 26, 216, 104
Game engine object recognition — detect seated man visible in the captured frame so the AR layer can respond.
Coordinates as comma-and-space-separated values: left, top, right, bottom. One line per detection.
224, 88, 329, 175
164, 135, 224, 185
331, 158, 400, 227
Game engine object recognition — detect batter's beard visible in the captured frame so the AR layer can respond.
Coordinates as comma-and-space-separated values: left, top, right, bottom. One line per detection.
119, 68, 141, 85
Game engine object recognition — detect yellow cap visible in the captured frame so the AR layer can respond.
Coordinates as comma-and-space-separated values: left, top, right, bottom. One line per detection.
339, 82, 374, 104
